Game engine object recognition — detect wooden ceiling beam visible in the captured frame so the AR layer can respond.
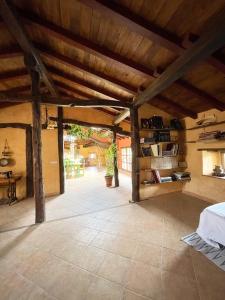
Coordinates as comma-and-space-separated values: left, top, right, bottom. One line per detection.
50, 117, 124, 132
0, 37, 133, 96
0, 93, 131, 108
55, 80, 101, 100
155, 95, 197, 118
59, 89, 121, 118
81, 0, 225, 75
17, 7, 155, 78
37, 44, 136, 95
134, 8, 225, 107
0, 0, 58, 97
0, 68, 28, 82
80, 0, 183, 54
175, 79, 225, 111
0, 45, 22, 59
48, 65, 131, 102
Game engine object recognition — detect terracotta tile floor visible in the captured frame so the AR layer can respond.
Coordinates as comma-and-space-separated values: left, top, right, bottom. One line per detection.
0, 169, 225, 300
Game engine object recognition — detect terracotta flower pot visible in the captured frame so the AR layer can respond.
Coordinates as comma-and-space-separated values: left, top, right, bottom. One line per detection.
105, 175, 113, 187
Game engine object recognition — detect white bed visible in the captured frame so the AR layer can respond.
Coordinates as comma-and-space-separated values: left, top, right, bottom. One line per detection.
197, 202, 225, 248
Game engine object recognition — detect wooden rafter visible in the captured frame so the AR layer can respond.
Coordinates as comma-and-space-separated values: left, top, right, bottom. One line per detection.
38, 44, 137, 95
58, 89, 123, 118
0, 0, 58, 97
81, 0, 225, 75
134, 7, 225, 107
0, 68, 28, 82
0, 45, 22, 59
48, 65, 131, 102
155, 95, 197, 118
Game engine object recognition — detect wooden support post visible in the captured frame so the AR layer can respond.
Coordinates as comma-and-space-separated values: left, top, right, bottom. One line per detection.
113, 129, 119, 187
130, 106, 140, 202
26, 126, 33, 198
57, 107, 65, 194
31, 69, 45, 223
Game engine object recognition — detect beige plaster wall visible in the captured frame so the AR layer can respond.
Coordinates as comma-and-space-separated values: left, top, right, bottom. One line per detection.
0, 103, 60, 198
0, 128, 26, 199
183, 109, 225, 203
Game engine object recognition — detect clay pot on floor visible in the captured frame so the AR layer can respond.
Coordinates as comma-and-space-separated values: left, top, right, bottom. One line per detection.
105, 175, 113, 187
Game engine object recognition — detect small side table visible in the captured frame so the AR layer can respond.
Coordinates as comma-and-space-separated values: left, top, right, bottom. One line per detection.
0, 176, 22, 205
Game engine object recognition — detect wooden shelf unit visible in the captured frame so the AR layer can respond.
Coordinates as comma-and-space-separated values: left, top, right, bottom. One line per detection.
138, 123, 187, 187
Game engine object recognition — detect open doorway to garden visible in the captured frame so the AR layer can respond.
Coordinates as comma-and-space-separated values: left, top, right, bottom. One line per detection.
63, 123, 132, 205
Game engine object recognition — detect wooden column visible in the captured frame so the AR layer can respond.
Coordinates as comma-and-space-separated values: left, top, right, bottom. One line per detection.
130, 106, 140, 202
57, 107, 65, 194
25, 125, 33, 198
113, 129, 119, 187
31, 69, 45, 223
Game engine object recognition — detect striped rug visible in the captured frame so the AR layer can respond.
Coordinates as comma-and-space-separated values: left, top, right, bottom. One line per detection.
182, 232, 225, 272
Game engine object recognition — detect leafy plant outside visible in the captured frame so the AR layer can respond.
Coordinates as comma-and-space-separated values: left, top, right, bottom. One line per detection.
105, 143, 117, 177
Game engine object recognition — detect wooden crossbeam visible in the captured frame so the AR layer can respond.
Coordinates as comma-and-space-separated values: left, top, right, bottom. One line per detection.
0, 0, 58, 97
50, 117, 121, 132
0, 93, 131, 108
134, 7, 225, 107
81, 0, 225, 75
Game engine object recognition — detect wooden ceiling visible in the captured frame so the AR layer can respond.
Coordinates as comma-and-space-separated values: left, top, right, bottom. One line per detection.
0, 0, 225, 120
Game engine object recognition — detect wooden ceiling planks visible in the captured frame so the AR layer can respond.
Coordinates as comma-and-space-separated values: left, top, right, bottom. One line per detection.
0, 0, 224, 119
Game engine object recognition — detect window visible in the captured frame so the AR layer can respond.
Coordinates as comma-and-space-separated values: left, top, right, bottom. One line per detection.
202, 150, 225, 178
121, 147, 132, 171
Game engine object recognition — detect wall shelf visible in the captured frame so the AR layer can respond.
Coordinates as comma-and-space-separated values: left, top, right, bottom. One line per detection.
140, 128, 183, 131
187, 120, 225, 130
141, 180, 188, 186
140, 141, 178, 145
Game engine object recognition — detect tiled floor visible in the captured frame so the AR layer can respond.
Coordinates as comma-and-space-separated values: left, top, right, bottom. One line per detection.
0, 169, 225, 300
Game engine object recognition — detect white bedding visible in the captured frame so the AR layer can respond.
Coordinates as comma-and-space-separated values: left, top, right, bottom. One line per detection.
197, 202, 225, 248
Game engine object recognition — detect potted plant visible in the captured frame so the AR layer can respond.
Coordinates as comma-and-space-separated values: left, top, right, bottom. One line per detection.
105, 143, 116, 187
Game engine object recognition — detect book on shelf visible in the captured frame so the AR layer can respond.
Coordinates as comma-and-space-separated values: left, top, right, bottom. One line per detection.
160, 176, 173, 183
151, 169, 161, 183
141, 143, 179, 157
